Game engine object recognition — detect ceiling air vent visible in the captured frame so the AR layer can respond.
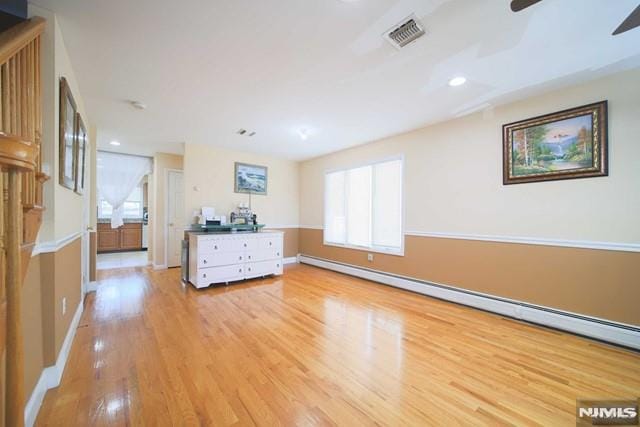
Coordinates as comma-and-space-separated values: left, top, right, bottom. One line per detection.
384, 14, 426, 49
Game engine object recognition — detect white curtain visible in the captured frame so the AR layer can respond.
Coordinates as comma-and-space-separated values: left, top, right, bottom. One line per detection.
97, 151, 152, 228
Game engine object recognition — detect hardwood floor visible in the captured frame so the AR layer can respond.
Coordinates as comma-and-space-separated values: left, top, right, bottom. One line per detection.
36, 264, 640, 426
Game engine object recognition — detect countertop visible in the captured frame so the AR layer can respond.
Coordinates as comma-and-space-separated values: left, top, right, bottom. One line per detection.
98, 218, 144, 224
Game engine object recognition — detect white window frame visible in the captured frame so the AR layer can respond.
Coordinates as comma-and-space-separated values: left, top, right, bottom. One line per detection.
323, 155, 405, 256
98, 185, 144, 219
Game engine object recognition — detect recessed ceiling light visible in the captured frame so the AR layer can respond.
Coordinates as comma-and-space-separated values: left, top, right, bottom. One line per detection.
448, 76, 467, 87
110, 141, 121, 146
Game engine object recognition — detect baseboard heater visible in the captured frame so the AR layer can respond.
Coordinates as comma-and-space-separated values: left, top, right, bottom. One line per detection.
298, 255, 640, 351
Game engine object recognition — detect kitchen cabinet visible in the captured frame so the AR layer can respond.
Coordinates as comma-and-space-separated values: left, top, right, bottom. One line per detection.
97, 222, 143, 252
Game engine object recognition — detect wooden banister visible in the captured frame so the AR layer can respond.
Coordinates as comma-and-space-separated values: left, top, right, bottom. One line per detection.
0, 16, 46, 427
0, 18, 45, 66
0, 133, 37, 171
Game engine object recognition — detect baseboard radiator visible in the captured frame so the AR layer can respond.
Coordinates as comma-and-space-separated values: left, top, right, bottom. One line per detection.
298, 255, 640, 350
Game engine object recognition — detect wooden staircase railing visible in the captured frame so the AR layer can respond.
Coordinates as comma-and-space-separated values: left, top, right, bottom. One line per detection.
0, 16, 47, 427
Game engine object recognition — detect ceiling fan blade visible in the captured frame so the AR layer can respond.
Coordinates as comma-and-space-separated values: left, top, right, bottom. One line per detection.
510, 0, 544, 12
613, 5, 640, 35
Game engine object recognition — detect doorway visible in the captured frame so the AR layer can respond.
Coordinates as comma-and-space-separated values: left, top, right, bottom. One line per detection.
166, 169, 184, 268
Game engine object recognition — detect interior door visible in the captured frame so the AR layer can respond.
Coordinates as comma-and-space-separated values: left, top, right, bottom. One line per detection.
167, 170, 184, 267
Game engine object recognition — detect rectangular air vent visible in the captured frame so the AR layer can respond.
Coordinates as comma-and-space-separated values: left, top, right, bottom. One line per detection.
384, 14, 426, 49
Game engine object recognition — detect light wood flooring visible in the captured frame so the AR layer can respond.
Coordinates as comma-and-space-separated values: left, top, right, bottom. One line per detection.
36, 264, 640, 426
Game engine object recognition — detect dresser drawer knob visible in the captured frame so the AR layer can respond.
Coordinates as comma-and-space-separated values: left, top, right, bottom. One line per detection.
239, 255, 242, 260
269, 241, 272, 246
239, 268, 242, 273
248, 267, 251, 271
277, 264, 280, 268
244, 243, 247, 247
277, 252, 280, 256
214, 245, 218, 250
203, 259, 207, 264
203, 273, 207, 278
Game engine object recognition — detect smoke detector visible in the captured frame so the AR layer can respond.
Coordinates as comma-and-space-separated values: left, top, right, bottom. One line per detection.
384, 14, 426, 49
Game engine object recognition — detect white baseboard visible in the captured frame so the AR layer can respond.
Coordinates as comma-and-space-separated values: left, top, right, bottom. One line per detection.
283, 256, 298, 265
152, 263, 167, 270
299, 255, 640, 350
85, 281, 98, 292
24, 298, 84, 427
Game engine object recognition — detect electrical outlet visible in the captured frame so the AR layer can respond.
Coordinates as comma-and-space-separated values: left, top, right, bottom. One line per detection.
367, 253, 374, 262
62, 297, 67, 315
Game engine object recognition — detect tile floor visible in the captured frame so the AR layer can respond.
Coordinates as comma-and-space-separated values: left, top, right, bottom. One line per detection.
96, 251, 149, 270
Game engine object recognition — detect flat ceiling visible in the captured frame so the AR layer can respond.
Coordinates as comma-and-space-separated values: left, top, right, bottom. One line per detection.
31, 0, 640, 159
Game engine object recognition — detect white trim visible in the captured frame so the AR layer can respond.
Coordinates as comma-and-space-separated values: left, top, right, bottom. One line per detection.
31, 231, 82, 257
24, 299, 84, 427
298, 255, 640, 350
164, 168, 183, 268
299, 226, 640, 253
283, 256, 298, 265
85, 281, 98, 293
153, 263, 167, 270
323, 155, 405, 257
404, 230, 640, 253
323, 241, 405, 257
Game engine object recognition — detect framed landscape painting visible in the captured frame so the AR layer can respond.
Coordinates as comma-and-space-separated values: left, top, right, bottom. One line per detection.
502, 101, 607, 185
75, 112, 87, 194
235, 162, 268, 195
59, 77, 78, 190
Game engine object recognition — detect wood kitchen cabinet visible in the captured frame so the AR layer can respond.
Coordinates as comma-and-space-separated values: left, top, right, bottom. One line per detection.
97, 222, 143, 252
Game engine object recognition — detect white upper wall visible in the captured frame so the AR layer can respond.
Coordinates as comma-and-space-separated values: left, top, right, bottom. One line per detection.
300, 69, 640, 244
29, 5, 92, 241
183, 144, 299, 228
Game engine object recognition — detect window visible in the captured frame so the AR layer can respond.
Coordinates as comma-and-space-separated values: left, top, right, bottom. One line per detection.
324, 157, 403, 255
98, 186, 144, 219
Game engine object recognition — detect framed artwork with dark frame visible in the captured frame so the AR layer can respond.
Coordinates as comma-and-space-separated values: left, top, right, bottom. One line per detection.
234, 162, 268, 195
59, 77, 78, 190
75, 112, 87, 194
502, 101, 608, 185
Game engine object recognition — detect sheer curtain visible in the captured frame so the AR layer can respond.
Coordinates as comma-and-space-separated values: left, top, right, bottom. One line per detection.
97, 151, 152, 228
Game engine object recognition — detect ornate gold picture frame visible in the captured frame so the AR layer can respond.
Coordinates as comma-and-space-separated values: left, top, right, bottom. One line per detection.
503, 101, 608, 185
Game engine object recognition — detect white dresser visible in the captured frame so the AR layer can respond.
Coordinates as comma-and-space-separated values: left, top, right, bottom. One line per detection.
188, 231, 284, 288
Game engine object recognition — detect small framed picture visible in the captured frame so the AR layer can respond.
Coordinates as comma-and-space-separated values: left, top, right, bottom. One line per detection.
75, 113, 87, 194
502, 101, 607, 185
59, 77, 77, 190
235, 162, 268, 195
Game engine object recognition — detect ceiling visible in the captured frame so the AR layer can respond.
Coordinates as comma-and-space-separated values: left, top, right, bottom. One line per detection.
31, 0, 640, 159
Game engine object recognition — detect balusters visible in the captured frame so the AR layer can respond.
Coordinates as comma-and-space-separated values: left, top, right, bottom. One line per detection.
0, 17, 46, 427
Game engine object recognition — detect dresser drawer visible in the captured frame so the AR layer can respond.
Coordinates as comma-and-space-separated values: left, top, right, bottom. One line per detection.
246, 248, 281, 263
258, 236, 282, 251
198, 251, 245, 268
196, 264, 244, 287
198, 236, 233, 253
245, 259, 283, 278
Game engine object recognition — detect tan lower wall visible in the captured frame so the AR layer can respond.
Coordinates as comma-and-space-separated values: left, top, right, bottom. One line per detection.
89, 231, 97, 282
272, 228, 298, 258
51, 238, 82, 359
22, 255, 44, 399
299, 228, 640, 327
23, 237, 82, 398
